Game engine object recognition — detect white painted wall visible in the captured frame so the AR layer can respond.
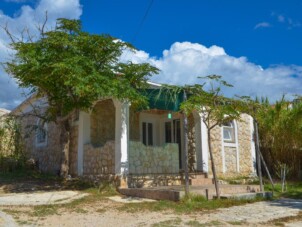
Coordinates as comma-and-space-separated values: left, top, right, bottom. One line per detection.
77, 111, 91, 176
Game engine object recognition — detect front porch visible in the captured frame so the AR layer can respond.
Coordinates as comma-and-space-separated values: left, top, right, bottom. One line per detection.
75, 93, 210, 187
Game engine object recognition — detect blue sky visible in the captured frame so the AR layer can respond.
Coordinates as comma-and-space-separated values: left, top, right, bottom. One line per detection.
81, 0, 302, 67
1, 0, 302, 109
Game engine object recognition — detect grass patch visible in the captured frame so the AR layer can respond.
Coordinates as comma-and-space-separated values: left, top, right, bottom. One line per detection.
185, 220, 224, 227
96, 208, 106, 213
74, 208, 88, 213
16, 220, 32, 225
0, 169, 58, 182
152, 217, 182, 227
29, 187, 105, 217
206, 220, 223, 226
2, 208, 32, 219
227, 220, 244, 225
185, 220, 204, 226
118, 193, 264, 214
2, 209, 23, 215
264, 211, 302, 226
265, 182, 302, 199
32, 205, 59, 217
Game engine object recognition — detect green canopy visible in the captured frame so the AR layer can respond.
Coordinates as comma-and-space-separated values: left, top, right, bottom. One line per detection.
140, 89, 184, 112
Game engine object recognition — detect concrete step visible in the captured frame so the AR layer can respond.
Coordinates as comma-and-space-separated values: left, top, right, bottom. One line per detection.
189, 172, 208, 179
188, 172, 213, 185
219, 192, 273, 200
119, 184, 262, 201
220, 185, 260, 195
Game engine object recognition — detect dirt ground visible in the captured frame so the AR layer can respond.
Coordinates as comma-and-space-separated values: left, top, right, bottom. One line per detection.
1, 179, 302, 227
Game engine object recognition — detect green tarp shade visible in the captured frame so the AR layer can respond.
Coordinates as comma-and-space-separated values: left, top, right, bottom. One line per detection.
139, 89, 184, 112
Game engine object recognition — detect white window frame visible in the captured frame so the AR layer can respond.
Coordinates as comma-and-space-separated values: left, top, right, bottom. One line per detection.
222, 121, 236, 143
36, 119, 48, 147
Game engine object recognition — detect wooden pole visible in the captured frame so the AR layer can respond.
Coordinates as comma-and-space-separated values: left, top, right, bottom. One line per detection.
254, 120, 264, 192
183, 91, 189, 196
259, 150, 275, 192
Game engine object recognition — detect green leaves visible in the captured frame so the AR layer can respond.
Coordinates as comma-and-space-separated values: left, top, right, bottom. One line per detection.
179, 75, 242, 129
5, 18, 159, 121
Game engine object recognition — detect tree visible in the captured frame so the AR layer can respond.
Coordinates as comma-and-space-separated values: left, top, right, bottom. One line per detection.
181, 75, 242, 199
3, 18, 158, 176
249, 96, 302, 179
159, 75, 242, 198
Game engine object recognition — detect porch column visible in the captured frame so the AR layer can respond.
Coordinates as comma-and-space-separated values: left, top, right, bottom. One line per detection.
200, 115, 209, 173
77, 111, 91, 176
113, 100, 130, 182
249, 116, 257, 174
193, 112, 203, 171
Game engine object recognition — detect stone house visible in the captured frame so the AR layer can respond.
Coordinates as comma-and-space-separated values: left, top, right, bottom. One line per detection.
11, 83, 257, 187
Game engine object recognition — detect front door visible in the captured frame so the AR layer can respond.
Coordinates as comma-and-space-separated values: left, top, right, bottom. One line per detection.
165, 119, 182, 169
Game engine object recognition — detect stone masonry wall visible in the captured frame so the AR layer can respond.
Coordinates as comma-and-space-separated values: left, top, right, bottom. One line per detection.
208, 114, 254, 178
209, 124, 223, 175
20, 113, 80, 175
90, 100, 115, 146
20, 114, 62, 174
83, 141, 115, 175
129, 141, 179, 174
237, 114, 254, 175
224, 146, 237, 173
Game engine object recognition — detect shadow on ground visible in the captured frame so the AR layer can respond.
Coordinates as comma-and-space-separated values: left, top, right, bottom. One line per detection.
0, 170, 93, 193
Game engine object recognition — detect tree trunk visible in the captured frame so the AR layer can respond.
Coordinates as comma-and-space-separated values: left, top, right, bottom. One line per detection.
208, 129, 220, 199
59, 119, 70, 177
183, 112, 189, 196
183, 91, 189, 196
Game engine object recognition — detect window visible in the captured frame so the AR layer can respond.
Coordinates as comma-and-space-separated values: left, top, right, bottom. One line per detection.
222, 121, 235, 143
142, 122, 153, 146
36, 120, 47, 147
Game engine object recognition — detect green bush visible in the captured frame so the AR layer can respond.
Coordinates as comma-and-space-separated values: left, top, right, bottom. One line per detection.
0, 115, 27, 173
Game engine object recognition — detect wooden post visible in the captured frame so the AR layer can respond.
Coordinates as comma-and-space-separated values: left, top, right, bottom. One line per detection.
254, 120, 264, 192
205, 189, 209, 200
259, 150, 275, 192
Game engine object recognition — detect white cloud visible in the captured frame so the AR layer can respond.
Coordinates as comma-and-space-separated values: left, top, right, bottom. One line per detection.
271, 12, 301, 29
0, 0, 82, 110
4, 0, 30, 3
254, 22, 271, 29
278, 15, 285, 23
123, 42, 302, 101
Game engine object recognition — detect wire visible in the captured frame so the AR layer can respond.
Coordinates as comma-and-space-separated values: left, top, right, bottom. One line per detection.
131, 0, 154, 43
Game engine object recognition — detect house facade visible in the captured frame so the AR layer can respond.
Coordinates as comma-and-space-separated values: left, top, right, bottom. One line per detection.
12, 86, 257, 187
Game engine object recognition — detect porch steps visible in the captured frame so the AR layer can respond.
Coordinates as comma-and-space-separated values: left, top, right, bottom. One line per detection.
218, 192, 273, 200
118, 184, 262, 201
182, 172, 214, 186
189, 172, 214, 185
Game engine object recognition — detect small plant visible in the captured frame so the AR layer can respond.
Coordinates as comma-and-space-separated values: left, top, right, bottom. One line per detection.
275, 161, 291, 192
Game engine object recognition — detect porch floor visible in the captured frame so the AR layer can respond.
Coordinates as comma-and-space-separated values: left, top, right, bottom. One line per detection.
118, 184, 261, 201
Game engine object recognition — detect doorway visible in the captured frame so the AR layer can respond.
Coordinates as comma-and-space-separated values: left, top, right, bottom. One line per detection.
165, 119, 182, 169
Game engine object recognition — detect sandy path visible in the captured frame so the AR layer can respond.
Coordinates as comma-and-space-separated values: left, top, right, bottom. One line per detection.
1, 193, 302, 226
